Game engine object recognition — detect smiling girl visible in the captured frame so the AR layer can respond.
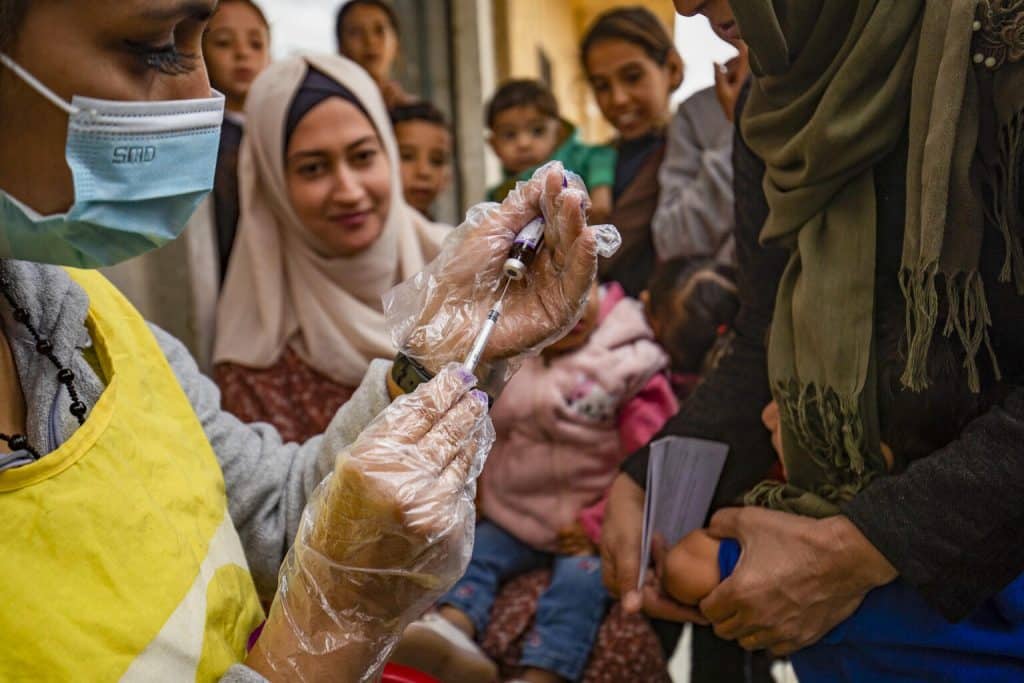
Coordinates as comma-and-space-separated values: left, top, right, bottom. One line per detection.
335, 0, 413, 108
203, 0, 271, 276
580, 7, 683, 297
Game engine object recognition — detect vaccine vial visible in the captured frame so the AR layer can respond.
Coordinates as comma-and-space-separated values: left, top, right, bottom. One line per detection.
503, 216, 545, 280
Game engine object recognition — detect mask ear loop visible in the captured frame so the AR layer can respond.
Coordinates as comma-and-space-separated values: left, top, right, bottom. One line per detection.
0, 53, 97, 120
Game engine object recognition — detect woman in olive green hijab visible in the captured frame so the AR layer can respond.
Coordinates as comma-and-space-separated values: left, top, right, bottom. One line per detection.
599, 0, 1024, 673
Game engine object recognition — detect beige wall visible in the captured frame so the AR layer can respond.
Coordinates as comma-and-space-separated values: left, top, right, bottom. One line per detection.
493, 0, 676, 144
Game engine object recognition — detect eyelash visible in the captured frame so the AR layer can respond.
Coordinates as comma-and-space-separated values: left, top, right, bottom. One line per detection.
126, 41, 199, 76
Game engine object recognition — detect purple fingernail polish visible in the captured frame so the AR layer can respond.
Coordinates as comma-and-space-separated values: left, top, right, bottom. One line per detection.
471, 389, 489, 406
457, 367, 477, 385
562, 173, 568, 188
564, 170, 584, 189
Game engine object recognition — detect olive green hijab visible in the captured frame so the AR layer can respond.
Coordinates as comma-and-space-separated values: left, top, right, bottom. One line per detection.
735, 0, 1024, 516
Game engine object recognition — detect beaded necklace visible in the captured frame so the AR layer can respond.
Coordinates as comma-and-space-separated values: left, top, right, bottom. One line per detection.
0, 268, 87, 460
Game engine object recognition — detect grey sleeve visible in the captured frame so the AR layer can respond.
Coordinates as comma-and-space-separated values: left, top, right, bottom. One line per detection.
151, 324, 393, 599
652, 92, 736, 263
220, 665, 268, 682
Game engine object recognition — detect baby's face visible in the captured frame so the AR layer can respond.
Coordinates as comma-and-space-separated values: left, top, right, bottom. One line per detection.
489, 105, 561, 175
763, 400, 896, 472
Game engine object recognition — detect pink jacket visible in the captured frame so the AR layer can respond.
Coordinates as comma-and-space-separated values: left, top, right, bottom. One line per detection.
481, 284, 678, 552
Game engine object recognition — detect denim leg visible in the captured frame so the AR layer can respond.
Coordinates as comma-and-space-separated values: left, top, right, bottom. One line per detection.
438, 521, 548, 636
520, 555, 610, 681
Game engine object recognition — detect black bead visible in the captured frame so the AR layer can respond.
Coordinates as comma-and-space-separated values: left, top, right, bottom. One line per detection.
9, 434, 28, 451
36, 339, 53, 355
0, 275, 11, 289
69, 401, 87, 418
57, 368, 75, 385
12, 307, 29, 324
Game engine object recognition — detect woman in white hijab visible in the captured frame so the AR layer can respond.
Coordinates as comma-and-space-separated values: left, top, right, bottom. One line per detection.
214, 53, 447, 442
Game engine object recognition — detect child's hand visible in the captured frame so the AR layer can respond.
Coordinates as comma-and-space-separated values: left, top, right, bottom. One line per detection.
558, 522, 598, 556
714, 42, 750, 122
636, 535, 710, 624
661, 529, 722, 607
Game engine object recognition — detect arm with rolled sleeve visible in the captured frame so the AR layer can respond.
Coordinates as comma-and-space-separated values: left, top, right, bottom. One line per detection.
651, 88, 736, 264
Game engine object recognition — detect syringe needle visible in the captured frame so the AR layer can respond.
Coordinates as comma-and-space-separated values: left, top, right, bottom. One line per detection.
463, 278, 512, 372
497, 277, 511, 305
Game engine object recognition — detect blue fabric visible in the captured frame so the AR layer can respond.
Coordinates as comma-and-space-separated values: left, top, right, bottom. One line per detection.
717, 538, 1024, 682
440, 521, 610, 681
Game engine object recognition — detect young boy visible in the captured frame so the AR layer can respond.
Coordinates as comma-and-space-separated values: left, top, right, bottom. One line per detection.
486, 79, 615, 224
390, 101, 453, 219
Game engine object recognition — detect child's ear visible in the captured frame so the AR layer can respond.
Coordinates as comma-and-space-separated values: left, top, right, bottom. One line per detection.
666, 49, 685, 92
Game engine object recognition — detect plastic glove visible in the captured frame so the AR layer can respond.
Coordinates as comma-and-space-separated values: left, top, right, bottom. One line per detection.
246, 364, 495, 682
385, 162, 621, 375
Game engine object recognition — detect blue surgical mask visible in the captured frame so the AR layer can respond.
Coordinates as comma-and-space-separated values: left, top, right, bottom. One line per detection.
0, 53, 225, 268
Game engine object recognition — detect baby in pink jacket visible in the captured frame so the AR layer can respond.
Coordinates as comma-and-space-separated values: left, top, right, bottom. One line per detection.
482, 281, 677, 556
396, 280, 677, 683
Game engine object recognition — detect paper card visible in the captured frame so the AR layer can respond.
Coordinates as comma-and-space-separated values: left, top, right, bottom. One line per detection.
637, 436, 729, 590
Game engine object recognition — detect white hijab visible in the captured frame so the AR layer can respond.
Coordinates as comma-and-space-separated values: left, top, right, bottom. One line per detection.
213, 54, 446, 386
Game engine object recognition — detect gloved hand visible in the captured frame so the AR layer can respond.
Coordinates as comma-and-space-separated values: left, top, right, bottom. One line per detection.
246, 365, 494, 682
385, 162, 620, 375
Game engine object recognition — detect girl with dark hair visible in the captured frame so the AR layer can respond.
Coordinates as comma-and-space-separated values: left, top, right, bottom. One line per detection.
642, 258, 739, 392
204, 0, 271, 116
580, 6, 684, 297
203, 0, 272, 277
335, 0, 413, 108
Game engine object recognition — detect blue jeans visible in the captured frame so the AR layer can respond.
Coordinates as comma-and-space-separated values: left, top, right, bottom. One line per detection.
439, 521, 610, 681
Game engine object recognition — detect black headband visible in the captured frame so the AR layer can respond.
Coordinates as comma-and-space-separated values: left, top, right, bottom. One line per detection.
284, 67, 371, 152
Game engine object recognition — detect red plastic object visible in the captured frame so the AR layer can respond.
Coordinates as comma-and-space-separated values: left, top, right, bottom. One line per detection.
381, 663, 441, 683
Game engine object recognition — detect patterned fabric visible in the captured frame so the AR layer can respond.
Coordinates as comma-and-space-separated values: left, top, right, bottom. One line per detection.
215, 347, 356, 444
480, 570, 671, 682
975, 0, 1024, 69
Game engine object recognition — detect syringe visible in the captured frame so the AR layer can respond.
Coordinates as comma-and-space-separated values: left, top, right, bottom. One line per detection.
463, 216, 549, 372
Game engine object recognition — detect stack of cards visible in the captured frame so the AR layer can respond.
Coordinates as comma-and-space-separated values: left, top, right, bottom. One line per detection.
637, 436, 729, 589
